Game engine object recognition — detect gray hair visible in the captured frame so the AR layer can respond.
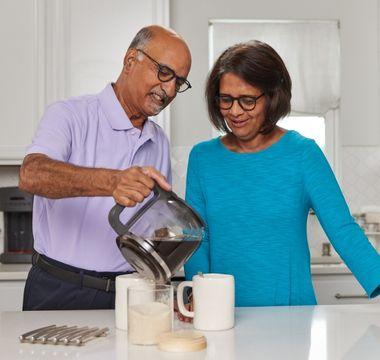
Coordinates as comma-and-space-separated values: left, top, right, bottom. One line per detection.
128, 27, 154, 51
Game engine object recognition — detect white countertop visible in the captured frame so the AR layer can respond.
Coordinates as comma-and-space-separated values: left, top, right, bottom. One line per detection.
0, 264, 31, 281
310, 263, 352, 275
1, 304, 380, 359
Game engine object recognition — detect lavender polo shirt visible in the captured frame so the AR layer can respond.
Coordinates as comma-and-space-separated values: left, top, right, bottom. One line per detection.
26, 84, 171, 272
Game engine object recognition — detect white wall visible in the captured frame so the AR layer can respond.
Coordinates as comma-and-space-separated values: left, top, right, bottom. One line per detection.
170, 0, 380, 147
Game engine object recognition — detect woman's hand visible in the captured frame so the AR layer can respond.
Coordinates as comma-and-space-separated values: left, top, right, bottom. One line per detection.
174, 295, 193, 323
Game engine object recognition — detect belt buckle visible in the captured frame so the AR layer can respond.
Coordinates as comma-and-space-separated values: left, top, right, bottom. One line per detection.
103, 277, 111, 292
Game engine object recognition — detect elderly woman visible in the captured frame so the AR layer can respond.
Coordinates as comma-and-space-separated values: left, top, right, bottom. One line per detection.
184, 40, 380, 307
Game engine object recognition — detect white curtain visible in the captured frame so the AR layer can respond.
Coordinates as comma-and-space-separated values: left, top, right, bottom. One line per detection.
210, 20, 340, 115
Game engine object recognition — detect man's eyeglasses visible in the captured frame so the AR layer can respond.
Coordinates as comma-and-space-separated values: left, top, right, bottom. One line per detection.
216, 93, 265, 111
136, 49, 191, 93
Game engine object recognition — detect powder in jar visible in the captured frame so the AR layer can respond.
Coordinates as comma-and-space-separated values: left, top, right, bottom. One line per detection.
128, 302, 172, 345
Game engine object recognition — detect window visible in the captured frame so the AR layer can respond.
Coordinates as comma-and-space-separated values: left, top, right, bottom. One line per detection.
279, 116, 325, 152
279, 111, 339, 174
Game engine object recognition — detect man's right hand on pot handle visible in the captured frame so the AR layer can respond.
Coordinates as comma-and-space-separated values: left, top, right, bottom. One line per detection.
113, 166, 171, 207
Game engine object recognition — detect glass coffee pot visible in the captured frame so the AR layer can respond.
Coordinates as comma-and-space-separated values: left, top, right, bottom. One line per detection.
109, 185, 205, 283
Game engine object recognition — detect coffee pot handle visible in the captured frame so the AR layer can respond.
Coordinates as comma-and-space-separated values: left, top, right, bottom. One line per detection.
177, 281, 194, 318
108, 185, 162, 235
108, 204, 129, 236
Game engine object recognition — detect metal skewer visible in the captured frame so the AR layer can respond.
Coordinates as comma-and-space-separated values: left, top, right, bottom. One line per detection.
52, 326, 89, 344
19, 325, 56, 342
63, 327, 99, 345
19, 324, 108, 346
30, 325, 68, 343
40, 325, 78, 344
73, 327, 109, 346
29, 326, 69, 343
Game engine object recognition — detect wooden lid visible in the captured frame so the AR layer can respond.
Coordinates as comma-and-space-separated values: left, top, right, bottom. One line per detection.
158, 330, 207, 352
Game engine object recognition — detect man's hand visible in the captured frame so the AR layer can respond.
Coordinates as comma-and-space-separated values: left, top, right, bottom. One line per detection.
112, 166, 171, 207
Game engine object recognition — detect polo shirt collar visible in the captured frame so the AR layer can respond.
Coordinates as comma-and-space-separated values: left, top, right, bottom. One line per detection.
98, 83, 158, 143
98, 83, 134, 131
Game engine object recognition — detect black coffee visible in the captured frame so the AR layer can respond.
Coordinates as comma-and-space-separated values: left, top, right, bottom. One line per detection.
149, 240, 199, 274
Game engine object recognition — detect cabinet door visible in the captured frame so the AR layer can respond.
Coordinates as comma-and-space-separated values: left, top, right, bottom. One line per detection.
313, 274, 380, 305
61, 0, 170, 137
0, 0, 40, 164
0, 281, 25, 311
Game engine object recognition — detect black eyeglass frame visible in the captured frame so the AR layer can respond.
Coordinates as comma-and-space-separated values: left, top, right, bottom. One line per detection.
135, 48, 192, 93
216, 93, 265, 111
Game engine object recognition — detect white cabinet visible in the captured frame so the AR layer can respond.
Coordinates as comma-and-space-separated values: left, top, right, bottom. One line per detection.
0, 280, 25, 311
313, 274, 380, 305
0, 0, 40, 163
0, 0, 169, 164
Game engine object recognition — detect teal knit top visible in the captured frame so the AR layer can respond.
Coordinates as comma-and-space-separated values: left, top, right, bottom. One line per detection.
184, 130, 380, 306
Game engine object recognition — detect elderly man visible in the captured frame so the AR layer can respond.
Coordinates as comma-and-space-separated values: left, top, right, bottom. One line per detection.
19, 25, 192, 310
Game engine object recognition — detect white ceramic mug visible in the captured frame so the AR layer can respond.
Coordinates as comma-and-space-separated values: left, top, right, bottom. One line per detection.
177, 273, 235, 331
115, 273, 154, 331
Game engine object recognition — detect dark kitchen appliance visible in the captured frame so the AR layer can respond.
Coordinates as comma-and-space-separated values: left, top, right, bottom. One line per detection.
0, 187, 34, 263
109, 185, 205, 283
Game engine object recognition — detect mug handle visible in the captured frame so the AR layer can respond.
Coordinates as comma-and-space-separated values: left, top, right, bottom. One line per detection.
176, 281, 194, 318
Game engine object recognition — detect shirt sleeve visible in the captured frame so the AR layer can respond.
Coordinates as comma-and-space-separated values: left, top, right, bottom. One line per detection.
26, 102, 75, 161
184, 146, 210, 280
302, 140, 380, 298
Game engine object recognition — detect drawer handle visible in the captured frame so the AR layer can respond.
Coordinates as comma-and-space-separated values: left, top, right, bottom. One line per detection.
335, 293, 368, 299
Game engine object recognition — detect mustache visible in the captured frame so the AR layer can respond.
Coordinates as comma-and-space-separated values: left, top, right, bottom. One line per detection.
152, 90, 170, 106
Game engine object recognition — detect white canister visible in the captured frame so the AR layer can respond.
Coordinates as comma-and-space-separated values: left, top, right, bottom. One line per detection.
177, 273, 235, 331
115, 273, 154, 331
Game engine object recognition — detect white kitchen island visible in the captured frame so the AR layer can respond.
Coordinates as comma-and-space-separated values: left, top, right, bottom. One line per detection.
1, 304, 380, 360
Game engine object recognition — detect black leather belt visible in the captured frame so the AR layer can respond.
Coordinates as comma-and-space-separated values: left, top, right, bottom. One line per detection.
34, 253, 126, 292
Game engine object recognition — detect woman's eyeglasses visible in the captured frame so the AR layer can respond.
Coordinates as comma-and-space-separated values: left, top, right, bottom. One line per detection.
216, 93, 265, 111
136, 49, 192, 93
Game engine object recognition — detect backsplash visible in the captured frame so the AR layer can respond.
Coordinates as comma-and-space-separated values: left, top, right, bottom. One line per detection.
341, 146, 380, 213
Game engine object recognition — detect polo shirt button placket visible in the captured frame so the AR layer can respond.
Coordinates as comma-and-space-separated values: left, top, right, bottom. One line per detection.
129, 130, 139, 163
132, 134, 149, 164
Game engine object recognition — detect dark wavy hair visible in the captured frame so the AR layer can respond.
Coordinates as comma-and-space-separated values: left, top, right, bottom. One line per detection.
206, 40, 292, 134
